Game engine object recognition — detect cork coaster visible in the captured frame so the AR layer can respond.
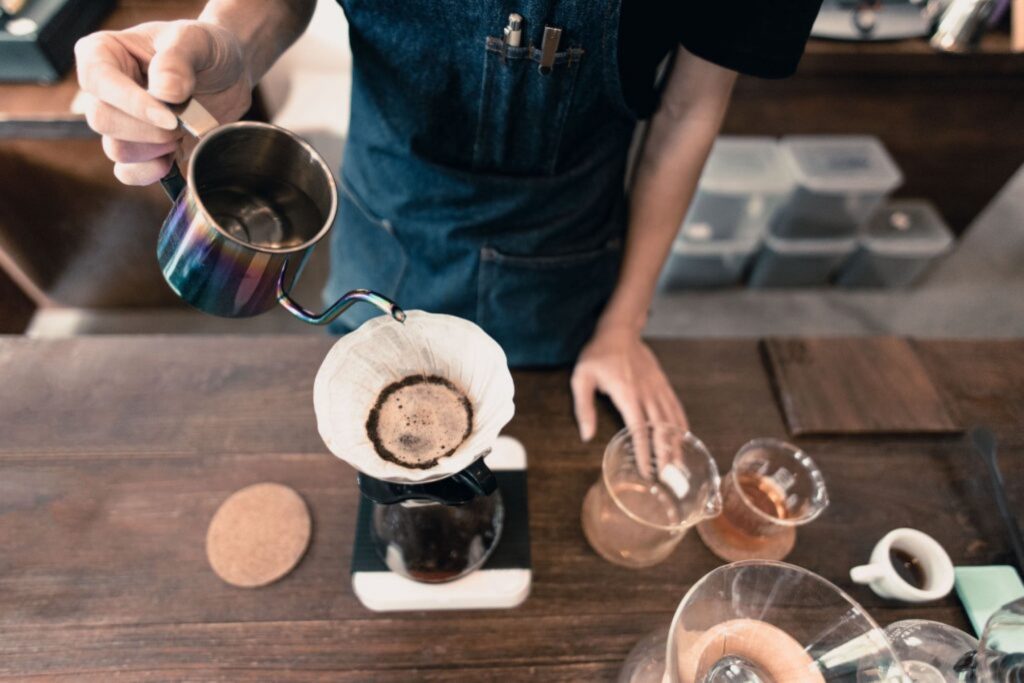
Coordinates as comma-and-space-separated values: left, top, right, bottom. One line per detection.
206, 483, 312, 588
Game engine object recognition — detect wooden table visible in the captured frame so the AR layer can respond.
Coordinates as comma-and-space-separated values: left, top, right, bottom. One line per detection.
0, 336, 1021, 680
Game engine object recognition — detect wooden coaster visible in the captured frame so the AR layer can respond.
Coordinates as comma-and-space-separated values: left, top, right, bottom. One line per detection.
206, 483, 312, 588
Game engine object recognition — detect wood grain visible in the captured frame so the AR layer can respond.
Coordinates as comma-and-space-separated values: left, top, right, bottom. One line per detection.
0, 336, 1021, 680
763, 337, 960, 435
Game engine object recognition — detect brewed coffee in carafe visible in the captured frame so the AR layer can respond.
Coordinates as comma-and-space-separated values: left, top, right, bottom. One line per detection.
313, 310, 517, 584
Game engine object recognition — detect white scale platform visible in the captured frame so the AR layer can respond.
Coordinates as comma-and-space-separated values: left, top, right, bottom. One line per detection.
351, 436, 532, 612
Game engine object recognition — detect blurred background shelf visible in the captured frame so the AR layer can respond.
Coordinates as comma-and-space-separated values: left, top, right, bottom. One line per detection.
1, 1, 1022, 336
0, 0, 208, 138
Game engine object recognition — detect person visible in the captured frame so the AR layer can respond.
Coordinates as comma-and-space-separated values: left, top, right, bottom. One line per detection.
75, 1, 822, 445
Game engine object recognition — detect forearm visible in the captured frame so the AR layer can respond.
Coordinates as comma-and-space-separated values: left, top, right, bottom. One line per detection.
199, 0, 316, 83
599, 48, 737, 331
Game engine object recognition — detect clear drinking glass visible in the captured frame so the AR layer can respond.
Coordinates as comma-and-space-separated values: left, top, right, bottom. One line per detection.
975, 597, 1024, 681
581, 424, 722, 569
882, 620, 979, 682
697, 438, 828, 562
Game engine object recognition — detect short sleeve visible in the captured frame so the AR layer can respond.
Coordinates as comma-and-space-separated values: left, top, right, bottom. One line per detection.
677, 1, 824, 79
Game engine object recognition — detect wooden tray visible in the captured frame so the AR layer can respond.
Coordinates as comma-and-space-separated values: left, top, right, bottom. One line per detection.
762, 337, 961, 436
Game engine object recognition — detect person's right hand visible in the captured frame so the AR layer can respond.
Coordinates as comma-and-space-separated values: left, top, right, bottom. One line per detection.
75, 20, 253, 186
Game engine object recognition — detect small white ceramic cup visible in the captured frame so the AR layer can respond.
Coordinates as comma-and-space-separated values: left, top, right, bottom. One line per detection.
850, 528, 955, 602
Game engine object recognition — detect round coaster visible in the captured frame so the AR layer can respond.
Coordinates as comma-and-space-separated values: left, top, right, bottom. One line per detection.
206, 482, 312, 588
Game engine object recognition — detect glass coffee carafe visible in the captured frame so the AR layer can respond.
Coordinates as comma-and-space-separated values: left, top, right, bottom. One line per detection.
359, 459, 504, 583
697, 439, 828, 562
619, 560, 904, 683
581, 424, 722, 569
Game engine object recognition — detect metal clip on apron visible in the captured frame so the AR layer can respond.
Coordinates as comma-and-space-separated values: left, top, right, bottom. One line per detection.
155, 99, 405, 326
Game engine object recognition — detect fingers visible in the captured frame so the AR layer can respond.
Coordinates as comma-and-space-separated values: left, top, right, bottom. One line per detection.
643, 397, 673, 473
148, 22, 213, 102
570, 370, 598, 443
75, 33, 178, 130
113, 155, 174, 186
658, 384, 690, 432
82, 95, 181, 143
102, 136, 178, 164
606, 385, 653, 477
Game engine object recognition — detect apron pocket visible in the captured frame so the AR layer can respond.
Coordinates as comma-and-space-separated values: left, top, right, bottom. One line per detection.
473, 37, 584, 176
326, 177, 409, 332
477, 237, 622, 367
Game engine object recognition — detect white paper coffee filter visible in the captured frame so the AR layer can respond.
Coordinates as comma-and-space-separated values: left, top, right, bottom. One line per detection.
313, 310, 515, 484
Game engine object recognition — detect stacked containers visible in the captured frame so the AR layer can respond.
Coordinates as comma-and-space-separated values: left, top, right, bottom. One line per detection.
659, 137, 794, 289
837, 200, 954, 287
749, 135, 903, 287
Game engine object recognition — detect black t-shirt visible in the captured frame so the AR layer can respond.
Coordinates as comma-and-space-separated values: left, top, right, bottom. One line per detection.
619, 1, 824, 117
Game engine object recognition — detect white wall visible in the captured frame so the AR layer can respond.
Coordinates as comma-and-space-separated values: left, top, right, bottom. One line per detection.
260, 0, 353, 171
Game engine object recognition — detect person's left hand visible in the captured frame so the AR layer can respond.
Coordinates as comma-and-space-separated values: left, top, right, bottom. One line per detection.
571, 324, 689, 445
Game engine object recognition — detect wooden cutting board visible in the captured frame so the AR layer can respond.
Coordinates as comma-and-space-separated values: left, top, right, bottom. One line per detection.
762, 337, 961, 436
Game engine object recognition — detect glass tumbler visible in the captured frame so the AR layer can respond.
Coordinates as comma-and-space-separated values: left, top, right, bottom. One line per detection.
697, 438, 828, 562
581, 424, 722, 569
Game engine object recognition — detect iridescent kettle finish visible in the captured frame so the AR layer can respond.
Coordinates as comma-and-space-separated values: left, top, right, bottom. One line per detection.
156, 100, 404, 325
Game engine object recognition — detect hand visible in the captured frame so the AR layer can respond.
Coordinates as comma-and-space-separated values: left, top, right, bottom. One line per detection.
571, 324, 689, 472
75, 20, 253, 186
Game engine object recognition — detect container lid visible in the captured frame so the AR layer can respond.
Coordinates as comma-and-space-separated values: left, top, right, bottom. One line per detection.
698, 136, 795, 196
780, 135, 903, 194
860, 199, 954, 256
764, 229, 858, 255
673, 221, 762, 255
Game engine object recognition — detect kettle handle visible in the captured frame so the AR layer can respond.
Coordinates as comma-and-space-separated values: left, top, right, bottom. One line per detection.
157, 99, 220, 202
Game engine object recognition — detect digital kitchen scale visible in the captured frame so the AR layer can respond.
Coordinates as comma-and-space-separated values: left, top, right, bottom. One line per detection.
350, 436, 532, 612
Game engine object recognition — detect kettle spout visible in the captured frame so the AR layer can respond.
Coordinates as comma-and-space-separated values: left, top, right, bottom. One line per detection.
276, 259, 405, 325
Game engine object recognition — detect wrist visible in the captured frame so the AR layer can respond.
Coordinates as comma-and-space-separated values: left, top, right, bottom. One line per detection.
596, 309, 646, 337
199, 1, 312, 84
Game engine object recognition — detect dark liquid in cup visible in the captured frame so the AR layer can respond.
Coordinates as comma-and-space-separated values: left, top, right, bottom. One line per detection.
890, 548, 927, 588
365, 374, 473, 470
737, 473, 790, 520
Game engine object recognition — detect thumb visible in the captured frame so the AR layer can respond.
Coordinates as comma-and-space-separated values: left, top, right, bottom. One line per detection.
147, 22, 220, 103
571, 370, 598, 443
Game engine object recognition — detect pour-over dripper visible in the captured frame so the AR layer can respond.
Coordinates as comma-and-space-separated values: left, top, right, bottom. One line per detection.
313, 310, 515, 484
619, 561, 905, 683
313, 311, 516, 583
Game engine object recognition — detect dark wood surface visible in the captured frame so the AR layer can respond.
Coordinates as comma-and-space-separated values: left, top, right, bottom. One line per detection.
0, 265, 33, 332
763, 337, 960, 436
0, 336, 1022, 680
0, 138, 183, 308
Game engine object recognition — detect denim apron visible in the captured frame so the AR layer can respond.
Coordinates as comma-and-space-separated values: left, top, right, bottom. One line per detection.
326, 0, 637, 366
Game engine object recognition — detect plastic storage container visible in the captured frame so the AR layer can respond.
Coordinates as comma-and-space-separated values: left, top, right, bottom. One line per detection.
773, 136, 903, 238
748, 229, 857, 287
682, 136, 795, 241
659, 222, 762, 289
660, 137, 792, 288
837, 199, 954, 288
